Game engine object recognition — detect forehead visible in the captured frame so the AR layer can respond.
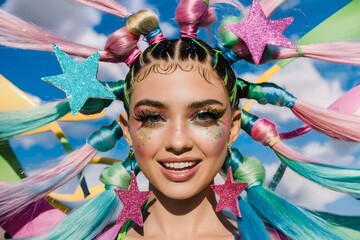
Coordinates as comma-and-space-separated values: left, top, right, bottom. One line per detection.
130, 67, 229, 107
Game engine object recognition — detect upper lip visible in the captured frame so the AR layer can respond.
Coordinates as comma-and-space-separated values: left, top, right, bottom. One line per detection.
157, 157, 201, 163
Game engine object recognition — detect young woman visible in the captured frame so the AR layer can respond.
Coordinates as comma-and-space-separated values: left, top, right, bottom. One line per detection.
117, 38, 243, 239
1, 0, 360, 239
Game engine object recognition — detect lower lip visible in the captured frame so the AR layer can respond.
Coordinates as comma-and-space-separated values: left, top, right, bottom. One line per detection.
159, 162, 201, 182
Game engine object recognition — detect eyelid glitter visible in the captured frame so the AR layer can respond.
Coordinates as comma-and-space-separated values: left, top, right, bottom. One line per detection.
190, 108, 227, 124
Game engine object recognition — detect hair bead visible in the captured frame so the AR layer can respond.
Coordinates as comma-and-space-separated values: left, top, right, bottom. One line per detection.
215, 43, 239, 64
145, 26, 167, 45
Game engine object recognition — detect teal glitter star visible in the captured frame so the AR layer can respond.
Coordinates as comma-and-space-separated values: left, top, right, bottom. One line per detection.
42, 45, 115, 114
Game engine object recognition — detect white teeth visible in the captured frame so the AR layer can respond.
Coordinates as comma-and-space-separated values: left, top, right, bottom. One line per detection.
169, 169, 188, 172
163, 161, 196, 169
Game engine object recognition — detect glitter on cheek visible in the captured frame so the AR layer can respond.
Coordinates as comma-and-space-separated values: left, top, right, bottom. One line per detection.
192, 125, 226, 144
206, 126, 224, 142
128, 119, 150, 148
134, 128, 151, 148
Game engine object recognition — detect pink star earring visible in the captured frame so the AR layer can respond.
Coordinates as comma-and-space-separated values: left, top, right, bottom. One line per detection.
225, 0, 296, 64
98, 172, 151, 240
211, 167, 248, 217
114, 172, 152, 227
114, 149, 149, 229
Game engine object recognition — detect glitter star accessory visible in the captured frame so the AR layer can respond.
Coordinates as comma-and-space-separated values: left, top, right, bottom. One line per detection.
225, 0, 296, 64
42, 45, 115, 115
114, 172, 152, 227
211, 167, 248, 217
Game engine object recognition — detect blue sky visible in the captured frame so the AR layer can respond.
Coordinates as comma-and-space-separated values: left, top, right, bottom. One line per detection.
1, 0, 360, 214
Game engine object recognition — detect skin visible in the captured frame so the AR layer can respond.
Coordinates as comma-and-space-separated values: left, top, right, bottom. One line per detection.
119, 64, 241, 240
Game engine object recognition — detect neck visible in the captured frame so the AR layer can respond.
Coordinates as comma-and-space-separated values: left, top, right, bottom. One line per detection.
150, 184, 216, 215
133, 184, 236, 239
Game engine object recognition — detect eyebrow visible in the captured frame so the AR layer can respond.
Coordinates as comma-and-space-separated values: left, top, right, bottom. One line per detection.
133, 99, 225, 110
187, 99, 225, 109
134, 99, 169, 109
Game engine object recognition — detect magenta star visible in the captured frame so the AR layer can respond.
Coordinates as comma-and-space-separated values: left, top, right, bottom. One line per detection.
114, 173, 152, 227
225, 0, 296, 64
211, 167, 248, 217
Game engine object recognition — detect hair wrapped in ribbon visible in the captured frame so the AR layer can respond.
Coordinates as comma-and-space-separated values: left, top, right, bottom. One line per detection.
0, 80, 125, 140
241, 109, 360, 196
34, 157, 140, 239
224, 148, 349, 240
0, 120, 123, 222
236, 79, 360, 142
0, 0, 160, 65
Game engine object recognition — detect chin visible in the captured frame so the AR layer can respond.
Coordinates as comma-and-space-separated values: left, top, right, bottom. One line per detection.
151, 181, 211, 201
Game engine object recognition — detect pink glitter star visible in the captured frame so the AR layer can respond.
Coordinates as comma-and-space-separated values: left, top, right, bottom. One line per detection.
225, 0, 296, 64
114, 173, 152, 227
211, 167, 248, 217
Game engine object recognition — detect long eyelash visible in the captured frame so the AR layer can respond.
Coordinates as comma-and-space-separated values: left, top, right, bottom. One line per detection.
133, 110, 161, 121
192, 108, 227, 127
199, 108, 226, 119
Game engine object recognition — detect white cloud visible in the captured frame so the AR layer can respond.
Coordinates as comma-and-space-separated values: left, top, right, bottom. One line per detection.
3, 0, 101, 41
25, 92, 43, 105
98, 61, 129, 82
120, 0, 156, 13
301, 139, 360, 167
160, 22, 178, 38
10, 132, 58, 150
104, 100, 125, 120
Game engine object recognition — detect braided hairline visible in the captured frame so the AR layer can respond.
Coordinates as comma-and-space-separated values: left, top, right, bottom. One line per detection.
124, 39, 240, 112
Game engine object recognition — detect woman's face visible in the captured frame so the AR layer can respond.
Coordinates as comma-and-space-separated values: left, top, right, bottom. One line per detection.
121, 65, 241, 200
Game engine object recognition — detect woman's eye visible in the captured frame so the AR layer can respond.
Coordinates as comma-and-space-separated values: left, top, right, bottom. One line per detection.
195, 112, 213, 121
134, 111, 166, 128
147, 114, 162, 123
192, 110, 224, 127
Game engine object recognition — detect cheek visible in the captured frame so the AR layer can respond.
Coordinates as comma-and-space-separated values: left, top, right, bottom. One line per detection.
190, 119, 231, 153
129, 120, 164, 157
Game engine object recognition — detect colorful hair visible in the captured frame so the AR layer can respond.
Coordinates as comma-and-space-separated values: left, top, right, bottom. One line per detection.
280, 83, 360, 139
236, 79, 360, 142
241, 110, 360, 195
0, 101, 70, 140
0, 80, 125, 140
175, 0, 216, 38
228, 148, 349, 239
0, 121, 122, 222
30, 158, 137, 239
0, 3, 159, 65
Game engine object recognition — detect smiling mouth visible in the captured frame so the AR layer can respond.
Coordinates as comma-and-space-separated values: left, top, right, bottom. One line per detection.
160, 161, 200, 172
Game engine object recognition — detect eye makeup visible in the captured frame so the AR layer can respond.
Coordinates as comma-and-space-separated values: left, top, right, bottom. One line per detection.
190, 107, 227, 127
132, 109, 166, 128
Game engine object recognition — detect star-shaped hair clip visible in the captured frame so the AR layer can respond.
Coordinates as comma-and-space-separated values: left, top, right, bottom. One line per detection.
211, 167, 248, 217
42, 45, 115, 114
225, 0, 296, 64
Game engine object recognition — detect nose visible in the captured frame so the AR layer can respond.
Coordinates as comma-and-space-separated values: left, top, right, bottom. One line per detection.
164, 120, 193, 154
